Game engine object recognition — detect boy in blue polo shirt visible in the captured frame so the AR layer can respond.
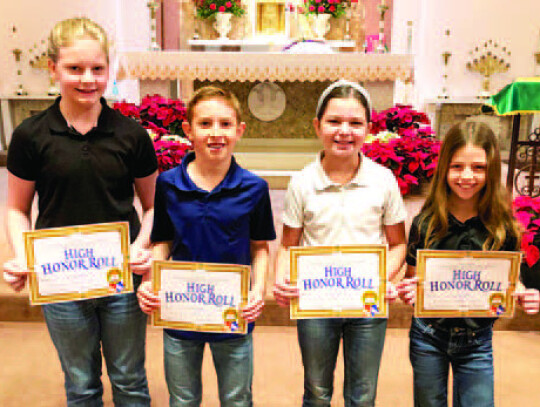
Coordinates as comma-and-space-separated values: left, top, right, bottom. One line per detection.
137, 86, 276, 406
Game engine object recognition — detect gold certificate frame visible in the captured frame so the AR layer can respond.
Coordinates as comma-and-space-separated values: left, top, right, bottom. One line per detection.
290, 245, 387, 319
25, 222, 131, 305
152, 261, 250, 334
415, 250, 521, 318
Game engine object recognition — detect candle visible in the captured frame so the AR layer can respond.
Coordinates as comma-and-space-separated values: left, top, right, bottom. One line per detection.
406, 21, 413, 54
10, 25, 20, 49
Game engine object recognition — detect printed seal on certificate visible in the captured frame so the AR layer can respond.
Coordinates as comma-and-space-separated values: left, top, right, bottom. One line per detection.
24, 222, 131, 305
151, 260, 250, 334
415, 250, 521, 318
289, 245, 388, 319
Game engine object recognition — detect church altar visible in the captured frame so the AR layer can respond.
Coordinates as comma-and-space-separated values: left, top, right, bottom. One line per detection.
116, 50, 413, 142
116, 50, 413, 99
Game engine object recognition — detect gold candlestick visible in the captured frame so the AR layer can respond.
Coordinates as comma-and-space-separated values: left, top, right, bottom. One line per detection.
344, 2, 352, 41
12, 48, 28, 96
438, 52, 451, 99
437, 30, 451, 99
148, 1, 161, 50
467, 40, 511, 99
29, 46, 60, 96
376, 3, 389, 53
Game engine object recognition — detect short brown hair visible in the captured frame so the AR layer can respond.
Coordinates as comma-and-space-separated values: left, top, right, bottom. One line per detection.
48, 17, 109, 63
186, 86, 242, 124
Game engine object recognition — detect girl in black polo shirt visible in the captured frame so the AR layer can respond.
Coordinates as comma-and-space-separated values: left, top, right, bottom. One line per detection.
398, 121, 539, 406
3, 18, 157, 406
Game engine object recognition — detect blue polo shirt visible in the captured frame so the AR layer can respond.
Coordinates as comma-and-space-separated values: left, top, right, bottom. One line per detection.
152, 152, 276, 341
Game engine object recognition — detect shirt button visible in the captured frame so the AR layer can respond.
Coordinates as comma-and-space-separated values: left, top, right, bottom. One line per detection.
82, 145, 89, 152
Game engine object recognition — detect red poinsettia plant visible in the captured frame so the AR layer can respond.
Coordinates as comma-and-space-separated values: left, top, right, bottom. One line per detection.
370, 104, 432, 137
362, 105, 440, 196
113, 95, 192, 173
513, 196, 540, 267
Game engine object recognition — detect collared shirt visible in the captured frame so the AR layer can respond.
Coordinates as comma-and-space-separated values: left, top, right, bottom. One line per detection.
7, 97, 157, 242
407, 212, 518, 328
152, 151, 276, 341
283, 152, 406, 246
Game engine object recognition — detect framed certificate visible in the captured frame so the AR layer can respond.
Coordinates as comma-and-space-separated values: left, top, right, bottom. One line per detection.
415, 250, 521, 318
25, 222, 131, 305
290, 245, 387, 319
152, 261, 250, 334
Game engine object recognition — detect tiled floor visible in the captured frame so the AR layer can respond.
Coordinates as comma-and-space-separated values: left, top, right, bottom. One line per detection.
1, 323, 540, 406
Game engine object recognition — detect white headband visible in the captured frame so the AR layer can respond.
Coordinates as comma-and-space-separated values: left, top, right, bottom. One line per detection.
315, 79, 372, 119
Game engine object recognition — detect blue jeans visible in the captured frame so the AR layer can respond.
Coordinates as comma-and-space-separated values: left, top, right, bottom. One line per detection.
409, 318, 494, 407
297, 318, 387, 407
42, 289, 150, 406
164, 332, 253, 407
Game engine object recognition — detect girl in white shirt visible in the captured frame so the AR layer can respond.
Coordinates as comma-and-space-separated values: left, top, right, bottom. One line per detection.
273, 80, 407, 407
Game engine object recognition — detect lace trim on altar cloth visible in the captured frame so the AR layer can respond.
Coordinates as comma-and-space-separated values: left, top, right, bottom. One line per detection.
117, 51, 413, 82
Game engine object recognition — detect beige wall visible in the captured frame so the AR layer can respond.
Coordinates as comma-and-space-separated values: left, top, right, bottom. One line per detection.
392, 0, 540, 105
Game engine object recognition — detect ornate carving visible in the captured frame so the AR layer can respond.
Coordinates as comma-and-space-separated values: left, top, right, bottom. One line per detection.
514, 127, 540, 197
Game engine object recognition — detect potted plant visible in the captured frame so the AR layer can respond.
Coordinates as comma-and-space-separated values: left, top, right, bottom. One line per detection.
303, 0, 346, 39
194, 0, 245, 39
113, 95, 192, 173
362, 105, 440, 196
513, 195, 540, 290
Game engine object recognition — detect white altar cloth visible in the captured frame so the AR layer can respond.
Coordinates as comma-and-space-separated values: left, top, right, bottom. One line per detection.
117, 51, 413, 83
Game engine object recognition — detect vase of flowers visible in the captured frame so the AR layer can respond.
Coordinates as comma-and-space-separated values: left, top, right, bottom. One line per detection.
213, 12, 233, 39
303, 0, 346, 40
311, 14, 331, 40
513, 196, 540, 291
195, 0, 245, 40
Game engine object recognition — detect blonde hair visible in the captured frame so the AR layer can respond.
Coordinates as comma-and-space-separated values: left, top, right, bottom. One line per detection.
48, 17, 109, 63
418, 121, 520, 251
186, 86, 242, 124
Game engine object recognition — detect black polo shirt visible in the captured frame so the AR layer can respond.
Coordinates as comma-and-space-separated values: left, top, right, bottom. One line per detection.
7, 97, 158, 242
406, 212, 518, 328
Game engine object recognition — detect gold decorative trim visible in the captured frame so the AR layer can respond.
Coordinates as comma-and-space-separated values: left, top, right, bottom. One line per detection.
152, 260, 250, 333
290, 244, 387, 319
25, 222, 131, 305
415, 250, 521, 318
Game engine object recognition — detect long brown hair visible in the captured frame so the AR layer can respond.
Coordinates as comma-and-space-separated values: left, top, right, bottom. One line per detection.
418, 121, 520, 250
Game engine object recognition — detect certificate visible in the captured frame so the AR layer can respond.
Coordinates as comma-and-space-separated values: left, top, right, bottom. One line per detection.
25, 222, 131, 305
290, 245, 387, 319
152, 261, 250, 334
415, 250, 521, 318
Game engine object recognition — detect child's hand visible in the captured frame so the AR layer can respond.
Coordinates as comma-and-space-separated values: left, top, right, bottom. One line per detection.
386, 281, 398, 304
513, 288, 540, 315
241, 290, 264, 323
272, 279, 299, 307
136, 281, 160, 315
129, 244, 152, 275
3, 258, 29, 292
396, 277, 418, 306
